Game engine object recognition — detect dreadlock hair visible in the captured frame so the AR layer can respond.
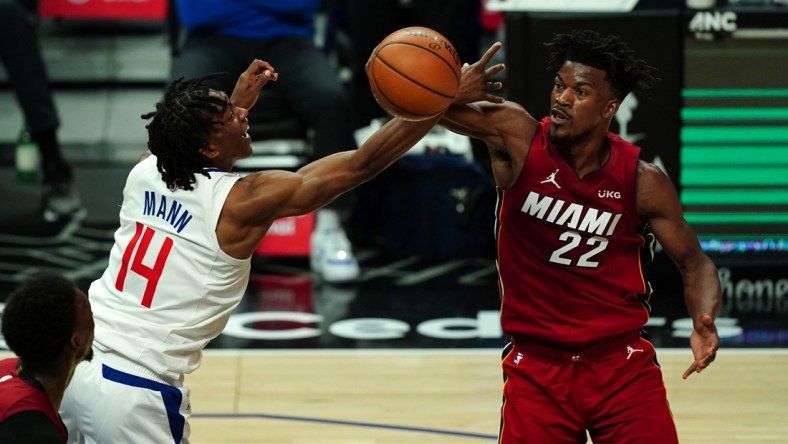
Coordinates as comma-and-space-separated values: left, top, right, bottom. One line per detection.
141, 74, 230, 190
545, 29, 659, 101
1, 274, 78, 372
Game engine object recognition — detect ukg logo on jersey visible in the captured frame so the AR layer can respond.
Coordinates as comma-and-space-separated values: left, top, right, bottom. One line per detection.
598, 190, 621, 199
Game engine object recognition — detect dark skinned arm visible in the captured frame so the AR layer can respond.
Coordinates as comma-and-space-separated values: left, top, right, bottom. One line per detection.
636, 161, 721, 379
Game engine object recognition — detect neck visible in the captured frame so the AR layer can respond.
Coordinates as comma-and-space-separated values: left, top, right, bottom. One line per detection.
23, 357, 73, 411
35, 374, 68, 411
557, 138, 610, 180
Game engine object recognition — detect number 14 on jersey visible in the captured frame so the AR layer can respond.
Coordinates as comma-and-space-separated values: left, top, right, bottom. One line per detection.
115, 222, 173, 308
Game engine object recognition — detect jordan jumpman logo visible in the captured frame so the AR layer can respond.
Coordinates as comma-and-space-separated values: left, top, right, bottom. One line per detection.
540, 169, 561, 189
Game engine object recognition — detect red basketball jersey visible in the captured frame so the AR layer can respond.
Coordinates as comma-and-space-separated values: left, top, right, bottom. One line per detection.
496, 117, 654, 347
0, 358, 68, 442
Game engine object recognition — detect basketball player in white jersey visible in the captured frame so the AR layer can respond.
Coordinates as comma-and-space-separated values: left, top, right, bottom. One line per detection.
59, 45, 506, 443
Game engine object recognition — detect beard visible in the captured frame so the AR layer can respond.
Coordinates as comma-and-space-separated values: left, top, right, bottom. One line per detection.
548, 122, 596, 151
548, 126, 577, 149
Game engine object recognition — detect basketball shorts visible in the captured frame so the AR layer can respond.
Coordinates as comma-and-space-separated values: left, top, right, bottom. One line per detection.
61, 352, 191, 444
498, 334, 679, 444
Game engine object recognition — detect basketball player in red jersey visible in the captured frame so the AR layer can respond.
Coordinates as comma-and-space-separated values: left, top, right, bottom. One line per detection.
442, 30, 721, 443
0, 274, 94, 443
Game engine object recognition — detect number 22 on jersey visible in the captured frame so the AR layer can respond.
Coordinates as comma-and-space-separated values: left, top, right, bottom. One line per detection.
548, 230, 609, 268
115, 222, 174, 308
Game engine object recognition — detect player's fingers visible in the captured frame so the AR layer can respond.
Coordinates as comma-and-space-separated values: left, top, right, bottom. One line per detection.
486, 63, 506, 73
699, 349, 717, 367
252, 59, 269, 73
682, 361, 699, 379
697, 360, 712, 373
253, 69, 278, 84
264, 67, 278, 79
485, 93, 505, 103
479, 42, 502, 65
485, 64, 506, 79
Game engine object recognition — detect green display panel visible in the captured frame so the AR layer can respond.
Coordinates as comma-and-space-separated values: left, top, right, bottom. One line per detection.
680, 90, 788, 251
679, 4, 788, 253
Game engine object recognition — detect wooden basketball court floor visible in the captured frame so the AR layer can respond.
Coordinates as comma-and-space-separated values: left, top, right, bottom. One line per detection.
3, 345, 788, 443
174, 348, 787, 443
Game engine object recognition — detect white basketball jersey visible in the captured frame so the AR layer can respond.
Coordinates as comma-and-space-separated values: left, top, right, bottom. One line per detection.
90, 155, 250, 380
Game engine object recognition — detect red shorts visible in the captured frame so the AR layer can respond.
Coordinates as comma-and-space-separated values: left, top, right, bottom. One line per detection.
498, 333, 678, 444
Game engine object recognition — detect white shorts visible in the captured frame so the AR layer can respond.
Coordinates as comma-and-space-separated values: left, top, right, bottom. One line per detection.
61, 354, 191, 444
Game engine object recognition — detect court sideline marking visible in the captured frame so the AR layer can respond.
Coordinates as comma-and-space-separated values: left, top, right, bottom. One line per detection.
193, 413, 497, 440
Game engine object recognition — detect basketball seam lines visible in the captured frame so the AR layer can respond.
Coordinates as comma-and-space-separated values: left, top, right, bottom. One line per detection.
375, 42, 459, 100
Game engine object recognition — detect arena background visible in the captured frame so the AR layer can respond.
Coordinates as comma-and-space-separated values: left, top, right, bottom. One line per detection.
0, 0, 786, 442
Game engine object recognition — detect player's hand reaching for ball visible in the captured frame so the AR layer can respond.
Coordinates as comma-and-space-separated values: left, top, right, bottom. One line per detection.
454, 42, 506, 105
231, 59, 279, 110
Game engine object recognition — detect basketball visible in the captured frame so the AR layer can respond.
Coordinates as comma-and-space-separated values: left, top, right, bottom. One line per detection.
366, 27, 462, 121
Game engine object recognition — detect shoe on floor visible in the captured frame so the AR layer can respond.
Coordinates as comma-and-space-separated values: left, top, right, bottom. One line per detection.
42, 180, 84, 222
310, 227, 360, 283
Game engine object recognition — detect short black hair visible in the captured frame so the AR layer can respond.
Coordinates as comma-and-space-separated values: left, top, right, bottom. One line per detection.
2, 274, 78, 371
141, 74, 230, 191
545, 29, 659, 100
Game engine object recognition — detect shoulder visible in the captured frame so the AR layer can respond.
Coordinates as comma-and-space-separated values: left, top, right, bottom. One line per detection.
224, 170, 301, 216
203, 168, 242, 184
137, 150, 153, 163
476, 101, 537, 133
636, 160, 679, 217
488, 103, 540, 156
636, 160, 672, 188
128, 152, 158, 179
497, 101, 538, 134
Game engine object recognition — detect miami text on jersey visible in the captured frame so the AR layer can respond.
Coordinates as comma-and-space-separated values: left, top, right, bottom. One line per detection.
520, 191, 622, 236
142, 191, 193, 233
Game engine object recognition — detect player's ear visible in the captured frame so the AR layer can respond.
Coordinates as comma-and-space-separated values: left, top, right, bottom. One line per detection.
200, 144, 220, 159
603, 99, 619, 119
69, 333, 82, 353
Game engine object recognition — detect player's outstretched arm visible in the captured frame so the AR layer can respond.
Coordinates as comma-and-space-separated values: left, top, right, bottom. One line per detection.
636, 161, 721, 379
229, 59, 278, 110
440, 42, 538, 189
217, 113, 444, 259
273, 42, 512, 220
218, 49, 512, 259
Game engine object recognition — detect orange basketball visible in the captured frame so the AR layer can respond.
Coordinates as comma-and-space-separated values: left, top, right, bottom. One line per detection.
366, 27, 462, 121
